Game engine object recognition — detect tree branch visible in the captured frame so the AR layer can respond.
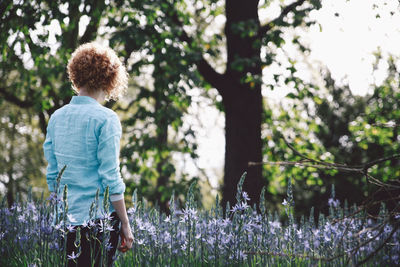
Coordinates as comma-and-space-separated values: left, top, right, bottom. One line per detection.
248, 160, 363, 173
167, 7, 226, 96
249, 137, 400, 189
0, 87, 34, 108
364, 154, 400, 170
257, 0, 306, 38
355, 221, 400, 266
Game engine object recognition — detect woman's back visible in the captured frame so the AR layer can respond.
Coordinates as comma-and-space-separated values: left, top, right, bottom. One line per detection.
44, 95, 125, 225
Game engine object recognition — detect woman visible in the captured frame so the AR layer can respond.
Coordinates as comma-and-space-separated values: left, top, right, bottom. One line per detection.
43, 42, 134, 266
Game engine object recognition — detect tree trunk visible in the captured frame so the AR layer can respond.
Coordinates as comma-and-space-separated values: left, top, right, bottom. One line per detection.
6, 123, 16, 207
221, 0, 265, 208
154, 80, 171, 214
222, 86, 264, 208
6, 172, 14, 208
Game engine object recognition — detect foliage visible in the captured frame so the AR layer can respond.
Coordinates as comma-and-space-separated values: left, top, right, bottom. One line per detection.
0, 0, 201, 208
0, 102, 45, 206
1, 0, 399, 218
0, 174, 399, 266
0, 0, 115, 205
107, 0, 203, 211
106, 0, 325, 207
261, 54, 400, 217
0, 0, 110, 129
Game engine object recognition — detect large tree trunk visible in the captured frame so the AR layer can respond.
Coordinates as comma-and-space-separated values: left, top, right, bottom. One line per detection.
221, 0, 265, 208
155, 113, 170, 214
222, 86, 264, 208
6, 123, 16, 207
6, 172, 14, 208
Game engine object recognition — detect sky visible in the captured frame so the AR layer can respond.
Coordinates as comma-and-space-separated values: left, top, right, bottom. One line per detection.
307, 0, 400, 96
189, 0, 400, 189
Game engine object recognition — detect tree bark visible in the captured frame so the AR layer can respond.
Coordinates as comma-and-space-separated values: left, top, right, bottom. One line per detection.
6, 122, 16, 207
154, 107, 170, 214
222, 84, 264, 208
221, 0, 265, 208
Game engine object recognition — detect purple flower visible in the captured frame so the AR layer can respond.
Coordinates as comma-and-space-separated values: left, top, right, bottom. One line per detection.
182, 207, 198, 220
40, 222, 53, 235
47, 192, 57, 202
127, 207, 136, 215
221, 233, 232, 245
242, 192, 250, 201
82, 220, 88, 228
27, 202, 37, 213
296, 229, 303, 238
231, 202, 249, 212
323, 233, 331, 242
88, 220, 96, 228
66, 225, 76, 233
67, 251, 80, 260
206, 237, 215, 246
100, 212, 112, 221
384, 225, 392, 234
181, 243, 187, 251
269, 221, 281, 229
3, 208, 11, 216
17, 214, 26, 223
282, 199, 288, 206
49, 241, 60, 251
328, 198, 340, 208
98, 221, 114, 233
304, 240, 310, 250
105, 242, 113, 251
222, 218, 231, 227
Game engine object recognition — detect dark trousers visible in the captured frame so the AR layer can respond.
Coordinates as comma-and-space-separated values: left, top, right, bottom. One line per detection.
65, 212, 120, 267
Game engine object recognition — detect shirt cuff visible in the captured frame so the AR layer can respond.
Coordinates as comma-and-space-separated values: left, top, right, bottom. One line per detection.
110, 193, 124, 202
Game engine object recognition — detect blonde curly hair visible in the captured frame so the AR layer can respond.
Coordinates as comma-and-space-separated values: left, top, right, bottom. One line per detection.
67, 42, 128, 101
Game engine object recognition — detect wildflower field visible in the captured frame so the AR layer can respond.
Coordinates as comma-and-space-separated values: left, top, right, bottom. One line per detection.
0, 173, 399, 267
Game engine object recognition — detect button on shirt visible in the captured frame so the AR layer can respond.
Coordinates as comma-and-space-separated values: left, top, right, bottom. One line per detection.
43, 96, 126, 225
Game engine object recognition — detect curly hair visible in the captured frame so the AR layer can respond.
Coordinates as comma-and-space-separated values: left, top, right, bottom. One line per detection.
67, 42, 128, 101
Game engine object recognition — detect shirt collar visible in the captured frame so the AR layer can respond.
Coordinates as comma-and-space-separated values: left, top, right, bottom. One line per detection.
70, 96, 100, 105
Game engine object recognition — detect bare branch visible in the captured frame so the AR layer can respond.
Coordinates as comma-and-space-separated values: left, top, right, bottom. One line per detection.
283, 137, 349, 167
257, 0, 306, 38
364, 153, 400, 170
248, 160, 363, 173
372, 122, 399, 128
356, 221, 400, 266
249, 137, 400, 190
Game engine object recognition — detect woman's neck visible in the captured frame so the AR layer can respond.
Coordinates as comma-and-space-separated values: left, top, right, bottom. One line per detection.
78, 87, 106, 103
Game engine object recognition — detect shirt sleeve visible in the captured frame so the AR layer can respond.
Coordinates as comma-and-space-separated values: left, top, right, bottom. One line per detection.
43, 116, 58, 192
97, 113, 126, 196
110, 194, 124, 202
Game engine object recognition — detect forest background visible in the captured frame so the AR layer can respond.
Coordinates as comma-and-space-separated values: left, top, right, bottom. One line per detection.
1, 0, 399, 218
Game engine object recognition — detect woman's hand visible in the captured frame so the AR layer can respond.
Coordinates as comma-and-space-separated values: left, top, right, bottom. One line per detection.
118, 222, 133, 253
110, 198, 133, 252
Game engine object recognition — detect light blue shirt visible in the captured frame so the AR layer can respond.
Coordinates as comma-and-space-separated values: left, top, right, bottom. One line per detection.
43, 95, 126, 225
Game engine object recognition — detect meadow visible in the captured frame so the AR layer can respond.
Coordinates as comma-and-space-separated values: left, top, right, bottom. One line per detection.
0, 172, 399, 267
